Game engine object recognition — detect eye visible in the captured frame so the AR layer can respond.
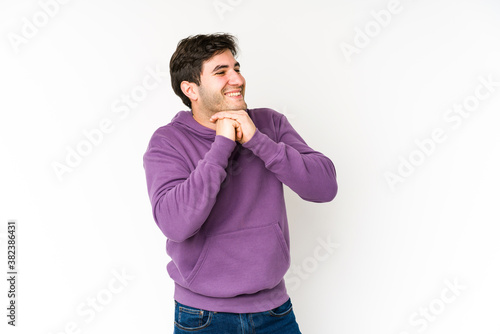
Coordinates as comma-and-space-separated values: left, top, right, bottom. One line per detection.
235, 68, 241, 73
216, 71, 225, 75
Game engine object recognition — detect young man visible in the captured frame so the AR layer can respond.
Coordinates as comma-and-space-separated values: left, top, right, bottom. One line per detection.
143, 33, 337, 333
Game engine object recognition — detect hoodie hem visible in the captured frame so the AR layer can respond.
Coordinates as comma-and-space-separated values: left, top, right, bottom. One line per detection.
173, 280, 290, 313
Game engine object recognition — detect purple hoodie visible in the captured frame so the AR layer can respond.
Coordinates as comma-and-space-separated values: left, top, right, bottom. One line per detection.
143, 108, 337, 313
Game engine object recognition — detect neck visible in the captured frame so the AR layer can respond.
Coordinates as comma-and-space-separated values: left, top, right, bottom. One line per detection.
191, 109, 216, 130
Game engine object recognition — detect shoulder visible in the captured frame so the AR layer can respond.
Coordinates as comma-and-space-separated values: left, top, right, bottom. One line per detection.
247, 107, 284, 121
148, 110, 193, 143
146, 121, 187, 154
148, 123, 177, 144
247, 107, 286, 129
247, 108, 287, 141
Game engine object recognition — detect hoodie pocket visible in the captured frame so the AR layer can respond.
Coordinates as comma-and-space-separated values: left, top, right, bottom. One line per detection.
186, 222, 290, 298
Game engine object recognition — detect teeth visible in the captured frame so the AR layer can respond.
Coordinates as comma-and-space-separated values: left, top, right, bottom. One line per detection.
226, 92, 241, 97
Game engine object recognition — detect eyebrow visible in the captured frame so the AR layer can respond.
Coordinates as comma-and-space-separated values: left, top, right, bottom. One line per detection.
212, 62, 240, 73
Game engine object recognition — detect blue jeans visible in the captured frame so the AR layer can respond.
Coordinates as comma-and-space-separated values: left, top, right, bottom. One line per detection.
173, 298, 302, 333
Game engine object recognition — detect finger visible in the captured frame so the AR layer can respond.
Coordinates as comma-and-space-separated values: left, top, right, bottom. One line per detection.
210, 114, 226, 122
233, 121, 242, 139
210, 111, 245, 121
216, 113, 243, 123
237, 126, 242, 141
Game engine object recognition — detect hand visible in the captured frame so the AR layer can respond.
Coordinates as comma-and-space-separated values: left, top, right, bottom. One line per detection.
215, 117, 242, 142
210, 110, 256, 144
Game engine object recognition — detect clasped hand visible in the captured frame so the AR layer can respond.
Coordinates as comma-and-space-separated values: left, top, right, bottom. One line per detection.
210, 110, 256, 144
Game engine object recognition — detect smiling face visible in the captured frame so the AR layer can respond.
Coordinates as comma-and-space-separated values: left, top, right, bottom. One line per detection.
195, 49, 247, 114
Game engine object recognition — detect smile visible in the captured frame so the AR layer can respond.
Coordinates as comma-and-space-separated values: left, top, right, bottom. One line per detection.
225, 91, 242, 97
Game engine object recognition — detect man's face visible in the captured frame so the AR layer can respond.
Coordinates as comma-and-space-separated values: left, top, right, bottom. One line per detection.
196, 49, 247, 114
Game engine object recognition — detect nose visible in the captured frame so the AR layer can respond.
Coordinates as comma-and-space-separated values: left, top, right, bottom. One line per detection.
228, 69, 245, 87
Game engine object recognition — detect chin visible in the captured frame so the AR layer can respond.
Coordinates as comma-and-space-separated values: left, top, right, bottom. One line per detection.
231, 102, 247, 110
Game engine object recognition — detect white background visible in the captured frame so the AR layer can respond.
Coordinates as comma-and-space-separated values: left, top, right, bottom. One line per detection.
1, 0, 500, 333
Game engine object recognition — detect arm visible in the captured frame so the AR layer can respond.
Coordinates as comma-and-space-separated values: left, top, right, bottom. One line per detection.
144, 133, 236, 242
243, 113, 338, 202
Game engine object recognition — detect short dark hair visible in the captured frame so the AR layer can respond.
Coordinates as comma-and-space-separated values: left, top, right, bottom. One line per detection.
169, 33, 239, 108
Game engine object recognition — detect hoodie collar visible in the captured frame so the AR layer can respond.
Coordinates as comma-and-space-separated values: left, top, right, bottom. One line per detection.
172, 110, 216, 139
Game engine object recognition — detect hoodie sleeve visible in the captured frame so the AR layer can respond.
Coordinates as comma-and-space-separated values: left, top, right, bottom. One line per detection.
242, 113, 337, 202
144, 133, 236, 242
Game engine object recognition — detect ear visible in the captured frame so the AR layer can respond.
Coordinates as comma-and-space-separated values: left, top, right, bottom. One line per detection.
180, 81, 198, 103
